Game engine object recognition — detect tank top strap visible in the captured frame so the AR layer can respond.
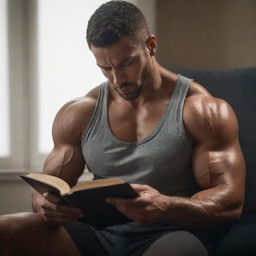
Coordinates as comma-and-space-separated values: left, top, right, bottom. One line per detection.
166, 74, 193, 135
82, 81, 108, 147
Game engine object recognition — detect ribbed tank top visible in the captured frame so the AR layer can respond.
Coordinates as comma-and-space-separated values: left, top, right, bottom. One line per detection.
82, 75, 201, 197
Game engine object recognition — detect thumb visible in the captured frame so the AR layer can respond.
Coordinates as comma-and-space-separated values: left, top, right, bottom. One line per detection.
43, 192, 62, 204
130, 184, 149, 193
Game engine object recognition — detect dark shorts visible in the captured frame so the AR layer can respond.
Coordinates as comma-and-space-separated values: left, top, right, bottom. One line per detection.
64, 221, 210, 256
64, 214, 256, 256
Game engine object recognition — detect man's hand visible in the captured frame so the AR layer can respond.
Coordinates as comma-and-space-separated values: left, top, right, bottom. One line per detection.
34, 192, 82, 225
106, 184, 169, 225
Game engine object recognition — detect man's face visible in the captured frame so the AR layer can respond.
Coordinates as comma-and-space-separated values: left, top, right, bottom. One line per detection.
91, 36, 153, 101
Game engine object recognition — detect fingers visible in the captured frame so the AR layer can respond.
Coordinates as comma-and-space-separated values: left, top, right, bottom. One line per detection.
130, 184, 150, 193
41, 199, 81, 215
106, 184, 164, 225
106, 183, 155, 207
39, 193, 82, 224
106, 197, 151, 224
43, 192, 63, 204
106, 197, 146, 217
41, 205, 82, 224
106, 197, 142, 207
42, 192, 81, 214
42, 207, 82, 225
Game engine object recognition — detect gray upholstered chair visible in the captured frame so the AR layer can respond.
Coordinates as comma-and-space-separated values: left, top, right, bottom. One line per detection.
175, 67, 256, 215
144, 67, 256, 256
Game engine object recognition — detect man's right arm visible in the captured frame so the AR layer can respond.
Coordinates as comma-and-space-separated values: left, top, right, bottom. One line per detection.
32, 93, 98, 225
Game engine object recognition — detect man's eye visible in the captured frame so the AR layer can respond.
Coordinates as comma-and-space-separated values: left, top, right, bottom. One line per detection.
122, 59, 133, 67
102, 67, 111, 72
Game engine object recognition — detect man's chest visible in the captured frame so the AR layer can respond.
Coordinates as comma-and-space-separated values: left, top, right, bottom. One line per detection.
107, 101, 170, 142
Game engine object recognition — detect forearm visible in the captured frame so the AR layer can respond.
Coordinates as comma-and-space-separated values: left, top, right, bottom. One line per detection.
108, 183, 244, 230
162, 186, 243, 230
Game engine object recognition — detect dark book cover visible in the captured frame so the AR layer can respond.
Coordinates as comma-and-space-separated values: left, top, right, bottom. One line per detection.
21, 174, 138, 229
65, 183, 138, 229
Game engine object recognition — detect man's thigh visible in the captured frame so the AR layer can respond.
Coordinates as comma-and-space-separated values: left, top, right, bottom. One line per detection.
214, 214, 256, 256
143, 230, 209, 256
0, 212, 80, 256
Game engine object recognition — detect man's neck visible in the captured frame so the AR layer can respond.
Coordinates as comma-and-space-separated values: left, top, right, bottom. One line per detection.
110, 62, 173, 108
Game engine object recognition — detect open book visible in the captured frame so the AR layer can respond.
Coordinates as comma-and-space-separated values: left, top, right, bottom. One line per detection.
21, 172, 138, 229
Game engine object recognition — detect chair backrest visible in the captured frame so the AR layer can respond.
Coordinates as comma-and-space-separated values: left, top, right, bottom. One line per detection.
174, 68, 256, 213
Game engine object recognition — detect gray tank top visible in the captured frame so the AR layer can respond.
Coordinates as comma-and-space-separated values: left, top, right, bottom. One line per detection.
82, 75, 201, 197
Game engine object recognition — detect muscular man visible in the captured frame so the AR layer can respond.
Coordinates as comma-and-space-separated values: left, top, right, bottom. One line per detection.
0, 1, 250, 255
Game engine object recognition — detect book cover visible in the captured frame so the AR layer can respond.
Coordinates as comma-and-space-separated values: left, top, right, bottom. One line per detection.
21, 173, 138, 229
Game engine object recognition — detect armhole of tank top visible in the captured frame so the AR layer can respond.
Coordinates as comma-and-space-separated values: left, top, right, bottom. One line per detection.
81, 82, 106, 148
176, 75, 193, 139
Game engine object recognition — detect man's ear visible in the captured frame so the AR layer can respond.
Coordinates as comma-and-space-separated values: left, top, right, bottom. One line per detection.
146, 35, 157, 56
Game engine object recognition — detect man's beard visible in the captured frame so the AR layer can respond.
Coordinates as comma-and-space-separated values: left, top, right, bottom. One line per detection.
115, 61, 153, 101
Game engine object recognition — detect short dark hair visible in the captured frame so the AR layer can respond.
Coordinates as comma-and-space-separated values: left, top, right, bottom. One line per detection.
86, 1, 149, 48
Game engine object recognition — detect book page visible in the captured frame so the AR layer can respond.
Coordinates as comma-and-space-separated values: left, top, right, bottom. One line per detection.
69, 178, 125, 194
25, 173, 71, 195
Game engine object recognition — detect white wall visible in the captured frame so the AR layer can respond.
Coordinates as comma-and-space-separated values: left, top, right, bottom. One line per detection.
0, 173, 32, 214
128, 0, 156, 34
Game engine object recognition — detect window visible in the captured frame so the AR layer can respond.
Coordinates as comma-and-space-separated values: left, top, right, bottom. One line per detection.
1, 0, 154, 172
0, 0, 10, 157
37, 0, 105, 155
1, 0, 106, 171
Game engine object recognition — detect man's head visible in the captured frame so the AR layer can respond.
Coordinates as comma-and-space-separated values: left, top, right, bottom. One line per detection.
87, 1, 157, 101
86, 1, 149, 49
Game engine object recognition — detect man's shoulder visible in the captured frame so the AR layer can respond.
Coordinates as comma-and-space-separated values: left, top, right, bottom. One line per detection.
185, 81, 231, 116
184, 82, 238, 143
59, 86, 100, 119
52, 86, 101, 143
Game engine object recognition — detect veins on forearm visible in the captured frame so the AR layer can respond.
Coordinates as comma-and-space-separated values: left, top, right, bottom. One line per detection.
165, 187, 240, 230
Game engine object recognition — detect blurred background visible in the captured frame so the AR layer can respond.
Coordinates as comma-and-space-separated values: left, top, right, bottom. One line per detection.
0, 0, 256, 214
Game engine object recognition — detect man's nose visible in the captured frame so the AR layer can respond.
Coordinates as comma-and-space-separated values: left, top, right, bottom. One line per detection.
112, 69, 125, 86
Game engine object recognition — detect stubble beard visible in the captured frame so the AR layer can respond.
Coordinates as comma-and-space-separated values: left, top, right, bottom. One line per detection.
116, 61, 153, 101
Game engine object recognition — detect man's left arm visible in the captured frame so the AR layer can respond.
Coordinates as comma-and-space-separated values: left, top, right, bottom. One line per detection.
107, 96, 246, 230
160, 95, 246, 229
